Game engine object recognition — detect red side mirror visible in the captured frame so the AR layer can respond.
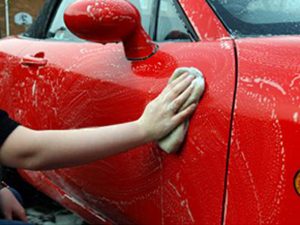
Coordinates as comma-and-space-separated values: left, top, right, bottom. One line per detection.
64, 0, 158, 60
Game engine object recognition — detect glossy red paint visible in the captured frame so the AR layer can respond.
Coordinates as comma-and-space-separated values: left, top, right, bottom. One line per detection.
2, 0, 298, 223
0, 0, 276, 225
0, 0, 236, 224
225, 36, 300, 225
64, 0, 157, 60
1, 37, 236, 224
178, 0, 229, 40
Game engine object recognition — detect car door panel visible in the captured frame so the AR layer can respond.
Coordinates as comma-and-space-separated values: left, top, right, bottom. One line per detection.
0, 37, 237, 225
178, 0, 228, 40
0, 38, 29, 111
225, 37, 300, 225
0, 0, 237, 224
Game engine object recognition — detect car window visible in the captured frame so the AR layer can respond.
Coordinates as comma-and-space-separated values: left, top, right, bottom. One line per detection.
156, 0, 192, 42
47, 0, 155, 42
207, 0, 300, 36
130, 0, 153, 34
46, 0, 80, 41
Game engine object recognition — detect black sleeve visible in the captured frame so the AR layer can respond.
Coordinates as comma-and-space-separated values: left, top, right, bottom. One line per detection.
0, 110, 19, 146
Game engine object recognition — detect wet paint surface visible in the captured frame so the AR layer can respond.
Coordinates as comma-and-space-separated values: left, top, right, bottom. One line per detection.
0, 36, 236, 224
4, 1, 300, 224
0, 0, 237, 224
224, 36, 300, 225
178, 0, 229, 40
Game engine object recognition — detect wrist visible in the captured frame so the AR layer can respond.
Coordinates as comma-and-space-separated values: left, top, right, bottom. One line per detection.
135, 119, 154, 143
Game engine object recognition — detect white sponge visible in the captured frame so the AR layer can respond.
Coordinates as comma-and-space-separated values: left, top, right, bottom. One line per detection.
158, 67, 205, 153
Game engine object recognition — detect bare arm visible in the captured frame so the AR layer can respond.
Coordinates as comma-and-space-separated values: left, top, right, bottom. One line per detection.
0, 73, 197, 170
0, 122, 148, 170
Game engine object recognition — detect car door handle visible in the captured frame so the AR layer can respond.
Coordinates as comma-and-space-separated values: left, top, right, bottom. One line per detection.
21, 52, 48, 66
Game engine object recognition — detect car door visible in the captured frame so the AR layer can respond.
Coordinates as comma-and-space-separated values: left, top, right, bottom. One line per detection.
0, 39, 29, 111
4, 0, 237, 224
205, 1, 300, 224
224, 37, 300, 225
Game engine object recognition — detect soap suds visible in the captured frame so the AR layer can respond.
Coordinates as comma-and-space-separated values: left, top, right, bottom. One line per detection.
167, 180, 195, 223
253, 77, 287, 95
222, 189, 228, 225
290, 74, 300, 88
293, 112, 299, 122
32, 80, 37, 96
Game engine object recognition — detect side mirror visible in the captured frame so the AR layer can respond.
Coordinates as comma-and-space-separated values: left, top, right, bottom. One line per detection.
64, 0, 158, 60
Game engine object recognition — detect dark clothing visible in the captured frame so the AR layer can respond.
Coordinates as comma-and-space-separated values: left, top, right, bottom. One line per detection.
0, 110, 19, 146
0, 109, 19, 191
0, 109, 19, 181
0, 111, 30, 224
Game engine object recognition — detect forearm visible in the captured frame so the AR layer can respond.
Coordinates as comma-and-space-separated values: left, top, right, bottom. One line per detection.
35, 120, 150, 169
0, 72, 197, 170
0, 121, 149, 170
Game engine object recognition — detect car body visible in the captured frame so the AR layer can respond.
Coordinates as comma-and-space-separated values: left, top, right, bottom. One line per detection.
0, 0, 300, 224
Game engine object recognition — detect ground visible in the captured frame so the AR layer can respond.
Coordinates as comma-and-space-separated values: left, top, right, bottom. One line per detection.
3, 167, 87, 225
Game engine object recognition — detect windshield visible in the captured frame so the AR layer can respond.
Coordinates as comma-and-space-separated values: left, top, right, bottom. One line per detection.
207, 0, 300, 37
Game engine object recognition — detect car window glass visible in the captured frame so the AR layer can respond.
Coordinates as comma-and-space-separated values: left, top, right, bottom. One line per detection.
129, 0, 154, 34
47, 0, 154, 41
220, 0, 300, 24
207, 0, 300, 36
156, 0, 192, 42
47, 0, 80, 41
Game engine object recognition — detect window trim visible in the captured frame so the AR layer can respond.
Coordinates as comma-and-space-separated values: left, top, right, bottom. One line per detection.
171, 0, 199, 42
155, 0, 199, 42
152, 0, 162, 41
23, 0, 61, 39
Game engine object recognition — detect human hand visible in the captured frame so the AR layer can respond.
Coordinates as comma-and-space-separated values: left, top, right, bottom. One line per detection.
138, 72, 197, 141
0, 187, 27, 222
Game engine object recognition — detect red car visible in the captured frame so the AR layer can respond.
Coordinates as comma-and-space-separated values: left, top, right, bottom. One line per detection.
1, 0, 300, 224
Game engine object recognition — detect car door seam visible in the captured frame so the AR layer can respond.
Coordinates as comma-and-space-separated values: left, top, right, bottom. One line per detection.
220, 38, 239, 225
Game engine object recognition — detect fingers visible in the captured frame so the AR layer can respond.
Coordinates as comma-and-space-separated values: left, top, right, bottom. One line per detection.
169, 72, 189, 86
173, 103, 197, 125
160, 72, 188, 96
170, 82, 195, 113
166, 74, 195, 102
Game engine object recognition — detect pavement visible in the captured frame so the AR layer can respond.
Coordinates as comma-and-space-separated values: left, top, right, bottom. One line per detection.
27, 207, 85, 225
3, 168, 87, 225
